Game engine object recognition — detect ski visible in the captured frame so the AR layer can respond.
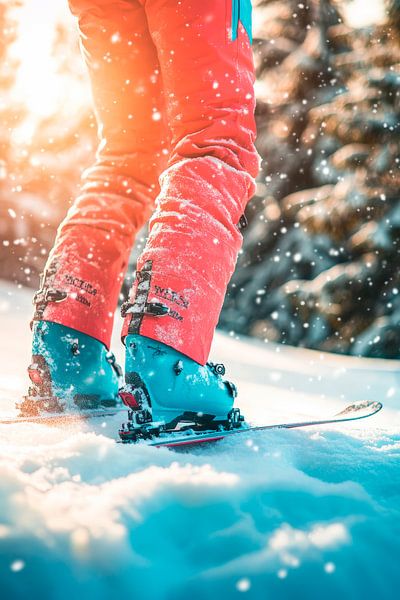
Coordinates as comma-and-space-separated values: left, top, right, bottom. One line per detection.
0, 405, 127, 426
120, 400, 383, 448
0, 401, 382, 445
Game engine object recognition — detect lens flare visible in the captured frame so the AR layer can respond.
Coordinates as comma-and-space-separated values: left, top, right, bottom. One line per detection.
9, 0, 90, 143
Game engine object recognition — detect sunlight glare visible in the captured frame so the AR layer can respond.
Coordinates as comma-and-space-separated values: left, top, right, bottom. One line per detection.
343, 0, 386, 28
10, 0, 89, 143
12, 1, 70, 117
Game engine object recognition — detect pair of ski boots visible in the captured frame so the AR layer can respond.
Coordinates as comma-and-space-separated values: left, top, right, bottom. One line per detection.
20, 321, 240, 440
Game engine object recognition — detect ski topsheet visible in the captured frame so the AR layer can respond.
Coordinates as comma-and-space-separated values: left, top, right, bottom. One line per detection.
145, 400, 383, 448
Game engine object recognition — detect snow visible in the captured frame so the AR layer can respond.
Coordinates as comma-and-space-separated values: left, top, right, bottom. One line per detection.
0, 280, 399, 599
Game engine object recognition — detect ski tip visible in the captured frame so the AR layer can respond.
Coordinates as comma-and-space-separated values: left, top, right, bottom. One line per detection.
336, 400, 383, 419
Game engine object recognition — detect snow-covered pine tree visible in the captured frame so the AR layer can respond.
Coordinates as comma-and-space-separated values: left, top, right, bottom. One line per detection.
221, 0, 400, 358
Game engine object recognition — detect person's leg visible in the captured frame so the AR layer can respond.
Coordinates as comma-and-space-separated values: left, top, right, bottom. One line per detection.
24, 0, 168, 414
122, 0, 259, 365
118, 1, 258, 428
33, 0, 168, 349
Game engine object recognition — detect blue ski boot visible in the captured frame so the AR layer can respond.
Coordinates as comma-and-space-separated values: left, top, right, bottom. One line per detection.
118, 334, 240, 441
18, 321, 122, 416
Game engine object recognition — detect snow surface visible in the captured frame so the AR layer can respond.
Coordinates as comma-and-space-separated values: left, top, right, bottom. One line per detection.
0, 280, 399, 599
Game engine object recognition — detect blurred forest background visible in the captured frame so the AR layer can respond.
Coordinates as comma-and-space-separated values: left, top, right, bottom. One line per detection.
0, 0, 399, 358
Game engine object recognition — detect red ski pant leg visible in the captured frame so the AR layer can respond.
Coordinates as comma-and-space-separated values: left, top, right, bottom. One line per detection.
35, 0, 168, 348
122, 0, 259, 364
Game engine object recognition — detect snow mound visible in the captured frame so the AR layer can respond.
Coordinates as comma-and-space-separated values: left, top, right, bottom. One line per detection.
0, 281, 399, 599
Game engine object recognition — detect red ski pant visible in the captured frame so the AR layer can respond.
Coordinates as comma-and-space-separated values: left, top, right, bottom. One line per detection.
37, 0, 259, 365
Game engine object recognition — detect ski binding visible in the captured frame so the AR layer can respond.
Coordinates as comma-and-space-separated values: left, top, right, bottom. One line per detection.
118, 407, 245, 443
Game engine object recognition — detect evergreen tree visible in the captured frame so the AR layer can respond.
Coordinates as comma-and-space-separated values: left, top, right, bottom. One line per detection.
221, 0, 400, 358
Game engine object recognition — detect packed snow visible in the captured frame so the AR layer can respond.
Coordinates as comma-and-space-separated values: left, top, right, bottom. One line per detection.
0, 280, 399, 599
